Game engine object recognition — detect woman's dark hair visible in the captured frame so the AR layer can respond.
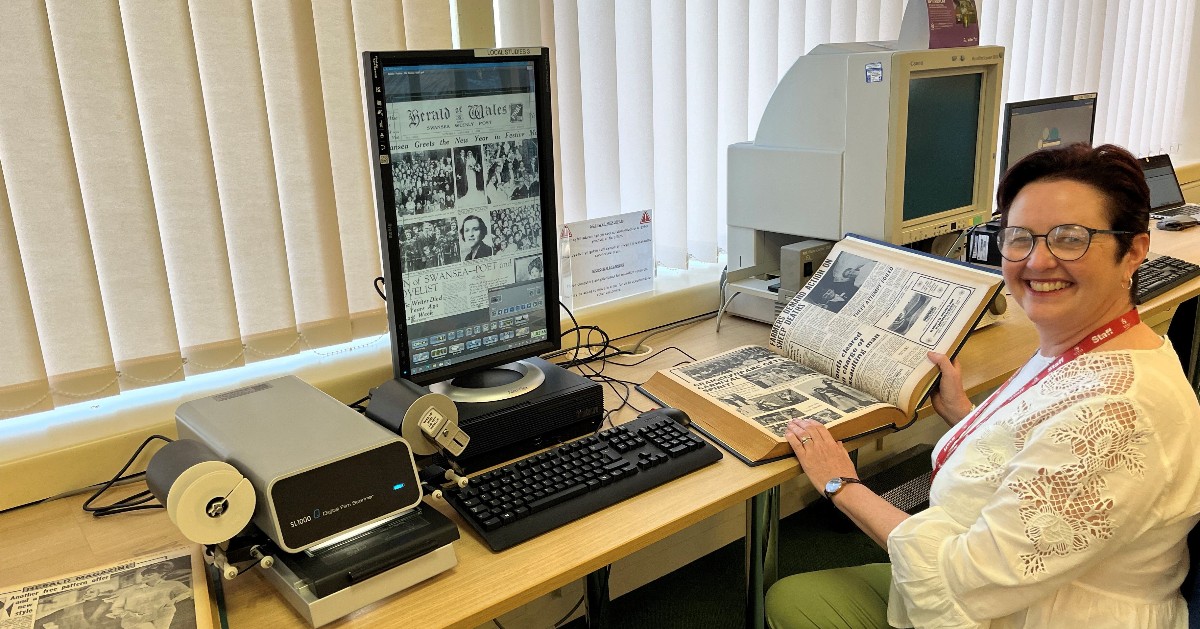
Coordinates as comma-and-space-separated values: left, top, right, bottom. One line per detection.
527, 257, 543, 273
459, 215, 488, 240
996, 143, 1149, 260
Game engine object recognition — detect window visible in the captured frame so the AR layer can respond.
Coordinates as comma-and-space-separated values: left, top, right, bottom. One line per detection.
3, 0, 1197, 421
0, 2, 451, 419
498, 0, 1198, 265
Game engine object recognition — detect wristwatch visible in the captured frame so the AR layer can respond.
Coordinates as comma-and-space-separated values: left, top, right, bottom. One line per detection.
824, 476, 863, 500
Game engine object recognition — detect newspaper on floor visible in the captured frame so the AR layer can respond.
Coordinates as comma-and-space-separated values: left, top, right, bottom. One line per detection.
0, 546, 212, 629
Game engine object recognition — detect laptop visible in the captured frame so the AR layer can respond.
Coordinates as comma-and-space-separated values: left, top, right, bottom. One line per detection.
1141, 154, 1200, 219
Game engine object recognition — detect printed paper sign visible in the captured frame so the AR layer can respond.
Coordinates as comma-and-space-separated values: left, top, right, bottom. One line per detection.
560, 210, 654, 309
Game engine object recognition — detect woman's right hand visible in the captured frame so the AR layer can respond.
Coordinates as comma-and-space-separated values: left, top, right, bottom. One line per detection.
927, 351, 973, 425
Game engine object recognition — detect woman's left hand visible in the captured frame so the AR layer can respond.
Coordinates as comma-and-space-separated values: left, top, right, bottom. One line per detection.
785, 418, 858, 494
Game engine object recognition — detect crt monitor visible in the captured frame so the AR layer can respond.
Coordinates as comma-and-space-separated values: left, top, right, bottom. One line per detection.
364, 48, 560, 401
726, 43, 1004, 276
998, 93, 1098, 174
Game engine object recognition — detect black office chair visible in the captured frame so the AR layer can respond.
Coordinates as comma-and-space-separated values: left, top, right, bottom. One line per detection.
1184, 524, 1200, 628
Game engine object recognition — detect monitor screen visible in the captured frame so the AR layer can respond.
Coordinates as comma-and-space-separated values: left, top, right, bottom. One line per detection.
999, 93, 1098, 174
903, 72, 983, 222
364, 49, 560, 386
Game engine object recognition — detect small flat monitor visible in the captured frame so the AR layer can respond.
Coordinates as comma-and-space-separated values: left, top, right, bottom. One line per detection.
364, 48, 560, 400
998, 93, 1098, 174
1141, 154, 1188, 210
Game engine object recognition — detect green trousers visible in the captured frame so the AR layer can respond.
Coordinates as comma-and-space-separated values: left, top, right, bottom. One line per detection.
764, 563, 893, 629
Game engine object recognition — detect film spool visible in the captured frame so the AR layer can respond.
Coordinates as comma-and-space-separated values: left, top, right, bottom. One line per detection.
146, 439, 255, 544
392, 380, 459, 456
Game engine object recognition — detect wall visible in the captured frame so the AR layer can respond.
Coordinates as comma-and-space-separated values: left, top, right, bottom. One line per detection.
1179, 4, 1200, 165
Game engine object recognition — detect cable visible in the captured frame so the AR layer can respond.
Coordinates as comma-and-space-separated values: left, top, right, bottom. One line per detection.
550, 302, 651, 428
374, 276, 387, 301
551, 594, 586, 627
943, 222, 989, 259
623, 312, 716, 355
554, 301, 622, 369
82, 434, 174, 517
348, 393, 371, 414
558, 300, 586, 367
605, 345, 697, 367
550, 565, 610, 627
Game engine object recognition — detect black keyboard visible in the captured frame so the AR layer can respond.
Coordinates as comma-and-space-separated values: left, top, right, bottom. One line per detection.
1135, 254, 1200, 304
444, 410, 722, 551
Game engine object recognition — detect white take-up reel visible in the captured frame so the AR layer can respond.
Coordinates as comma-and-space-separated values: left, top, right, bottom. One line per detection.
146, 438, 260, 578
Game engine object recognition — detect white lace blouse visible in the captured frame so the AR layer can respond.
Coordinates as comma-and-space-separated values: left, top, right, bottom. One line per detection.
887, 341, 1200, 628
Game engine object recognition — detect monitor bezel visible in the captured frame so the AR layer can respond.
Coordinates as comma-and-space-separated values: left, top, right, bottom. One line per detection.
997, 92, 1099, 175
364, 47, 561, 387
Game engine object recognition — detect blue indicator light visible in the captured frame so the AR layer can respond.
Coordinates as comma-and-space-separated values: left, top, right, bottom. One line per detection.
393, 483, 405, 491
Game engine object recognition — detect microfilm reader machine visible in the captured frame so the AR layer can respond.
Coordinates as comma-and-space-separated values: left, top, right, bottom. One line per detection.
147, 375, 473, 627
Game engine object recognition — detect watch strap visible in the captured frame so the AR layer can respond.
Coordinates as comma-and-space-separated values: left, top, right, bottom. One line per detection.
824, 476, 863, 500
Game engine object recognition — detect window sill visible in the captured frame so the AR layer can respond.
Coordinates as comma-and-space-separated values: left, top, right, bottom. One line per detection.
1178, 161, 1200, 200
0, 263, 722, 511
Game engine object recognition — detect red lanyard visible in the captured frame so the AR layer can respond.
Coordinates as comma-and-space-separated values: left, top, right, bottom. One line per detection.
931, 308, 1140, 481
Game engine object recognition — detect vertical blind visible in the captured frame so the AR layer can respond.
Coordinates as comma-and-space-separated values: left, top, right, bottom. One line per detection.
0, 1, 452, 419
2, 1, 1196, 420
499, 0, 1197, 267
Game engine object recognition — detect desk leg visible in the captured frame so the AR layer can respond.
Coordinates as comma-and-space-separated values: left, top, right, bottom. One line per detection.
745, 486, 780, 629
1188, 298, 1200, 391
585, 566, 610, 628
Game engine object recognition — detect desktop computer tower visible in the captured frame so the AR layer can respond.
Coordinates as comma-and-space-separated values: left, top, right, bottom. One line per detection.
446, 357, 604, 473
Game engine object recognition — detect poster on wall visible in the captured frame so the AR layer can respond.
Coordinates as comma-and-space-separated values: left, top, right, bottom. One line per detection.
926, 0, 980, 48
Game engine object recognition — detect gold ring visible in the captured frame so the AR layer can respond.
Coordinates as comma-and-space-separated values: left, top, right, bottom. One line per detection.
799, 436, 813, 445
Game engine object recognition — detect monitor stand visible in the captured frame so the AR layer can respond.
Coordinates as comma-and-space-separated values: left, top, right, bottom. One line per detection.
430, 360, 547, 403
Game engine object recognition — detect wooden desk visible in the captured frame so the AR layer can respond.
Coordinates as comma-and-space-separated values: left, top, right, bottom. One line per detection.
0, 318, 792, 629
1144, 229, 1200, 386
3, 232, 1199, 627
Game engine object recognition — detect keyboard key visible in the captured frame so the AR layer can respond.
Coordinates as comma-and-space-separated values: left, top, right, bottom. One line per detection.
529, 483, 588, 512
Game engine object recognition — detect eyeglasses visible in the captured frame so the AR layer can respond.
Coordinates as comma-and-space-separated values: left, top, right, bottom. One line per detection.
995, 224, 1136, 262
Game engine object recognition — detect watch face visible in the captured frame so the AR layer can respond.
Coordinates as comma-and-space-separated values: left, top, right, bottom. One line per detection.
825, 478, 843, 496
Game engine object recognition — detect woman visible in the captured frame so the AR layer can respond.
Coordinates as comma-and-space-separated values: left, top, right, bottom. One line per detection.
455, 147, 488, 207
526, 256, 543, 279
766, 144, 1200, 628
460, 215, 493, 261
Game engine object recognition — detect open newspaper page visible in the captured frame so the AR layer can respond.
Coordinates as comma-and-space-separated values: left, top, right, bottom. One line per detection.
670, 345, 892, 439
768, 235, 1001, 415
0, 546, 211, 629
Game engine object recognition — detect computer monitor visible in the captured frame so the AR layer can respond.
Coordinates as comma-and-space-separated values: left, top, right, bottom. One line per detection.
726, 43, 1004, 278
363, 48, 560, 402
998, 93, 1098, 175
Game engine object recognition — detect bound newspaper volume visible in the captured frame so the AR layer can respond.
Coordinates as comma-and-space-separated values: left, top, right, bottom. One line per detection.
644, 234, 1004, 463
